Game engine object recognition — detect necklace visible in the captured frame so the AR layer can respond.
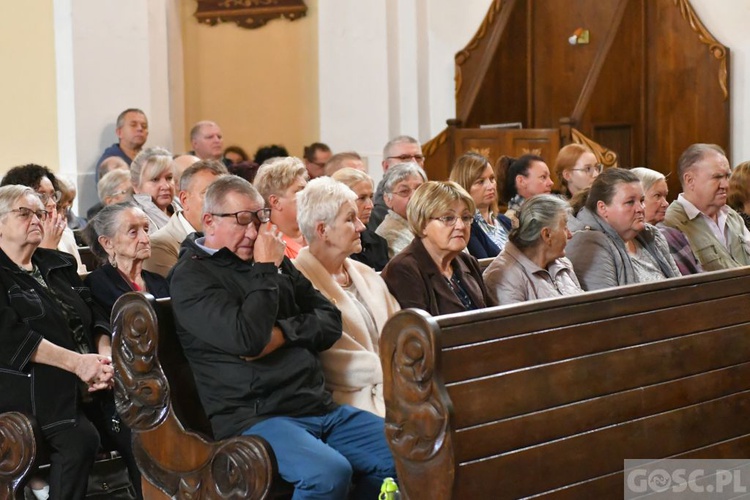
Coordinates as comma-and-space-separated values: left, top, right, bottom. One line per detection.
335, 267, 351, 287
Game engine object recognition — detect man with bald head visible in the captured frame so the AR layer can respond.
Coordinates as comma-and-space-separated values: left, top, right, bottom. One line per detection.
190, 121, 227, 162
662, 143, 750, 272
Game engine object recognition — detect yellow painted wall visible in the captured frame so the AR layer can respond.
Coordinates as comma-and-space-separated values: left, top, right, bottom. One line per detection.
0, 1, 59, 172
180, 1, 319, 160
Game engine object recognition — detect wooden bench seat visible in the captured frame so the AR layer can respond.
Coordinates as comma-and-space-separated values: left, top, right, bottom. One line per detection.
111, 293, 291, 499
380, 267, 750, 499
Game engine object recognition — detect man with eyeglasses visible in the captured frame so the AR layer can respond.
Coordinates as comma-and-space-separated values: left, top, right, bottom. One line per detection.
368, 135, 425, 232
170, 175, 396, 498
302, 142, 332, 179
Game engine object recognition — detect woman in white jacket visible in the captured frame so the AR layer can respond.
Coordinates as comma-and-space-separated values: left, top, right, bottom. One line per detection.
293, 177, 400, 416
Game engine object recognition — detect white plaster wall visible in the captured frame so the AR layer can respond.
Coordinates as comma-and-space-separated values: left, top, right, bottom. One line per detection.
690, 0, 750, 165
55, 0, 176, 212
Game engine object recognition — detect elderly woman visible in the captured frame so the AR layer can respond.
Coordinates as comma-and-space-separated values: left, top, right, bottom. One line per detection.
381, 181, 496, 315
130, 146, 177, 234
483, 195, 583, 305
331, 167, 390, 271
449, 152, 511, 258
0, 185, 140, 499
554, 144, 601, 199
728, 161, 750, 230
292, 177, 400, 416
1, 163, 85, 274
253, 156, 309, 259
566, 168, 680, 291
498, 154, 554, 220
83, 203, 169, 315
630, 167, 669, 225
375, 162, 427, 258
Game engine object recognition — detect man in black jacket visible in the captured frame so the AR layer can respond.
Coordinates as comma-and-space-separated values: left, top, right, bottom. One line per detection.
170, 176, 395, 499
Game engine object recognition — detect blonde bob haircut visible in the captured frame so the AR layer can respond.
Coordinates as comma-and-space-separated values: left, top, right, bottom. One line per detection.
130, 146, 174, 189
728, 161, 750, 212
449, 152, 496, 213
253, 156, 309, 204
407, 181, 476, 237
331, 167, 373, 190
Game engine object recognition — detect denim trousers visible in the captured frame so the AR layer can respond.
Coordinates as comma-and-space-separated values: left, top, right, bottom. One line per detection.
243, 404, 396, 500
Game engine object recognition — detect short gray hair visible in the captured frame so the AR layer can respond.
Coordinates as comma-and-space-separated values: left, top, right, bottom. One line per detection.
98, 169, 131, 203
630, 167, 666, 194
297, 177, 357, 243
509, 194, 570, 250
130, 146, 174, 188
0, 185, 37, 221
203, 175, 263, 215
383, 135, 419, 158
331, 167, 373, 190
179, 160, 228, 192
382, 163, 427, 201
677, 143, 726, 188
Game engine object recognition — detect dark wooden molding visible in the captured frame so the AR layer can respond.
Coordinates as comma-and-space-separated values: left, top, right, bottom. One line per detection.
194, 0, 307, 30
0, 412, 37, 500
673, 0, 728, 100
380, 308, 456, 499
571, 127, 619, 167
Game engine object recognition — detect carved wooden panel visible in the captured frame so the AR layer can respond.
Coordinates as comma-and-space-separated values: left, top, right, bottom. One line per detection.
0, 412, 37, 500
194, 0, 307, 30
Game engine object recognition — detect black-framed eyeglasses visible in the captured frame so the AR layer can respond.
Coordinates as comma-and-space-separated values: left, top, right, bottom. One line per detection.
211, 208, 271, 226
431, 215, 474, 227
36, 191, 62, 204
569, 164, 603, 176
9, 207, 49, 221
387, 154, 425, 164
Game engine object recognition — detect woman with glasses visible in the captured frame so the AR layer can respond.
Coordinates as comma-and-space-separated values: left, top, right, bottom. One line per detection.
382, 181, 496, 315
554, 144, 602, 200
82, 203, 169, 314
130, 146, 177, 234
1, 163, 85, 274
449, 152, 512, 258
0, 185, 140, 499
566, 168, 680, 291
375, 162, 427, 258
292, 177, 400, 416
483, 195, 583, 305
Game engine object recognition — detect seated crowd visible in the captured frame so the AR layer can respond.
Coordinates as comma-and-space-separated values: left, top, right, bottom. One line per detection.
2, 104, 748, 499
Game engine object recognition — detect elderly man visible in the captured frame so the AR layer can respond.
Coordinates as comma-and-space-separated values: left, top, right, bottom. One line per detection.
368, 135, 425, 231
170, 176, 395, 498
96, 108, 148, 180
189, 120, 227, 164
324, 151, 366, 176
143, 160, 227, 277
662, 143, 750, 272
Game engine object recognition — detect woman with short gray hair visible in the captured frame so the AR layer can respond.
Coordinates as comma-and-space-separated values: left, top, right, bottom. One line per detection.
483, 195, 583, 304
375, 162, 427, 257
293, 177, 400, 416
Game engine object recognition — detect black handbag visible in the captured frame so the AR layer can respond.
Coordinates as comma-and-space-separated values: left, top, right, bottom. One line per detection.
86, 454, 137, 499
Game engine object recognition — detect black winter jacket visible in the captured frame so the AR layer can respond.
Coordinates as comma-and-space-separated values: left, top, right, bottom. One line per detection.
0, 248, 110, 433
170, 235, 342, 440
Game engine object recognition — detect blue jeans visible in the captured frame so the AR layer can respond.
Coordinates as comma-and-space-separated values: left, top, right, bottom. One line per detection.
243, 405, 396, 500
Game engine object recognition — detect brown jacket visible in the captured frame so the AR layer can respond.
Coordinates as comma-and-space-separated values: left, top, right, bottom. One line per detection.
381, 237, 496, 316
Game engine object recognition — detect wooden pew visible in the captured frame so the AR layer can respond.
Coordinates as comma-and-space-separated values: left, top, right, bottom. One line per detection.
381, 267, 750, 499
111, 293, 291, 499
0, 413, 37, 500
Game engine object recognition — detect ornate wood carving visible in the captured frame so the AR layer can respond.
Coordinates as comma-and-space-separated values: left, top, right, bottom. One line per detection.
194, 0, 307, 30
111, 293, 278, 499
571, 128, 619, 168
0, 412, 36, 500
673, 0, 728, 100
380, 309, 455, 500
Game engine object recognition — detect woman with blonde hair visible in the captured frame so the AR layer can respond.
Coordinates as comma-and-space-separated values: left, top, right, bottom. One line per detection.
382, 181, 496, 315
130, 146, 177, 233
449, 152, 511, 258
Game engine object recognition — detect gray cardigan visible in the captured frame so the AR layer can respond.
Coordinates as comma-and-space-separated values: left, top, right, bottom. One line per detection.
566, 207, 680, 291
